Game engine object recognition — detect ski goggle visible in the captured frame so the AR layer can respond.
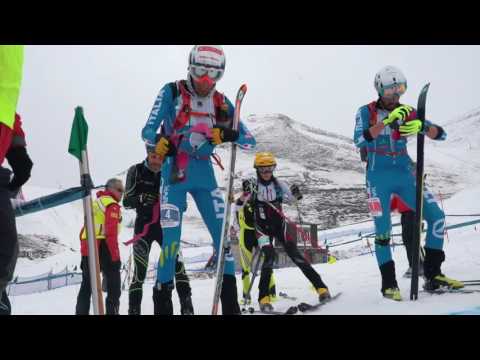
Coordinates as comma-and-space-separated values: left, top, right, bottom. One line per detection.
257, 165, 276, 174
379, 83, 407, 98
189, 64, 224, 82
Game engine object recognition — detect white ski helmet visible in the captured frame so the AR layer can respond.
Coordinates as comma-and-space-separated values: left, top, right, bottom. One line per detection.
188, 45, 226, 83
374, 66, 407, 97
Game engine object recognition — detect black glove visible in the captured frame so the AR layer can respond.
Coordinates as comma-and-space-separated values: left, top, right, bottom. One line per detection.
242, 179, 254, 193
221, 128, 239, 142
212, 127, 239, 145
6, 147, 33, 190
290, 184, 303, 201
139, 192, 159, 206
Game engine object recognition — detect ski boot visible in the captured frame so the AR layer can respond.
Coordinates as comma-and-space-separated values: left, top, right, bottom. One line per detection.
259, 296, 274, 312
180, 296, 194, 315
382, 287, 402, 301
317, 288, 332, 303
423, 248, 464, 291
128, 306, 141, 316
220, 274, 241, 315
153, 281, 174, 315
106, 301, 120, 315
240, 293, 252, 306
423, 274, 464, 291
379, 261, 401, 301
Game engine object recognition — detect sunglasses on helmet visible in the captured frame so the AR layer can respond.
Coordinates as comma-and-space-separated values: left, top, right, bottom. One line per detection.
380, 83, 406, 98
189, 64, 224, 82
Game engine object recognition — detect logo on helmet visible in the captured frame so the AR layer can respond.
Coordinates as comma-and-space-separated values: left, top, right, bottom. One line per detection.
198, 46, 224, 56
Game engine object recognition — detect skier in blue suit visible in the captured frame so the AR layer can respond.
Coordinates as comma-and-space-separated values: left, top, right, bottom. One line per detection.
142, 45, 256, 314
353, 66, 463, 301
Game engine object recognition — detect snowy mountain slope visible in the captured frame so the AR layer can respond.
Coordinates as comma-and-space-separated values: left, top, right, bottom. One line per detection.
404, 106, 480, 197
221, 113, 463, 226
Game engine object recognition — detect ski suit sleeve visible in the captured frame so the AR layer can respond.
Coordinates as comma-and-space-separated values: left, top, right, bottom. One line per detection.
353, 105, 372, 148
123, 165, 139, 210
141, 83, 176, 147
424, 120, 447, 141
224, 96, 256, 151
278, 180, 296, 205
104, 203, 121, 262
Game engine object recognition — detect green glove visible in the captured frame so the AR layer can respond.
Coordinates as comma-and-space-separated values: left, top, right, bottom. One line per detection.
399, 119, 423, 137
382, 105, 414, 127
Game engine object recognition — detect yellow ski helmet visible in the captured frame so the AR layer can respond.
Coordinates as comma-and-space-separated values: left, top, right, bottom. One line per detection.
254, 152, 277, 168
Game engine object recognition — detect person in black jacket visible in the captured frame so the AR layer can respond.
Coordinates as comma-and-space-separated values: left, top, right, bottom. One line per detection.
0, 114, 33, 315
124, 145, 193, 315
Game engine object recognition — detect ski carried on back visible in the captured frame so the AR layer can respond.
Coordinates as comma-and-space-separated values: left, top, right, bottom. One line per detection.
211, 84, 248, 315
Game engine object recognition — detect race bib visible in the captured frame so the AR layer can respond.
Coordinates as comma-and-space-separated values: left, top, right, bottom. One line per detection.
160, 203, 181, 228
367, 197, 383, 217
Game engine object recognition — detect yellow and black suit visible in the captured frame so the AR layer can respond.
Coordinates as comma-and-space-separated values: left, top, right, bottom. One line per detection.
235, 198, 276, 303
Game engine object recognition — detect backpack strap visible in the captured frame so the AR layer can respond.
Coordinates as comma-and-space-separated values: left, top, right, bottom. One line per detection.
173, 81, 192, 131
173, 80, 221, 131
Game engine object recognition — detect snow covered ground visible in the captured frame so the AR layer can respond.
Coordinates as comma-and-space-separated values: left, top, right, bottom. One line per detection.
9, 184, 480, 315
9, 109, 480, 315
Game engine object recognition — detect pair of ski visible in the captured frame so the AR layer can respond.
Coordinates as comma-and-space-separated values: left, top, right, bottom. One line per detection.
246, 292, 342, 315
421, 280, 480, 295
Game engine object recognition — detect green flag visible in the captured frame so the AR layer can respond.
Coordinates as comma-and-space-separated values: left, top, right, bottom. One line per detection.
0, 45, 24, 129
68, 107, 89, 161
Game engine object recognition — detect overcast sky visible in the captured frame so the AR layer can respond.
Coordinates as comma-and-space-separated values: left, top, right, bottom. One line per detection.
16, 45, 480, 188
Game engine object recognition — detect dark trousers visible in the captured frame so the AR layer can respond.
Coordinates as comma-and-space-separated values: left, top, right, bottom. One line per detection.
0, 183, 18, 316
76, 241, 121, 315
258, 219, 327, 301
128, 235, 191, 315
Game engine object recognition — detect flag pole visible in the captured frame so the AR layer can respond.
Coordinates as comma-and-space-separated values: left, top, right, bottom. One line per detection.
80, 148, 104, 315
69, 106, 104, 315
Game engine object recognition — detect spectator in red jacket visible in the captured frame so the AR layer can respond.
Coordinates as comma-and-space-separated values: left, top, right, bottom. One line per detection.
75, 178, 124, 315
